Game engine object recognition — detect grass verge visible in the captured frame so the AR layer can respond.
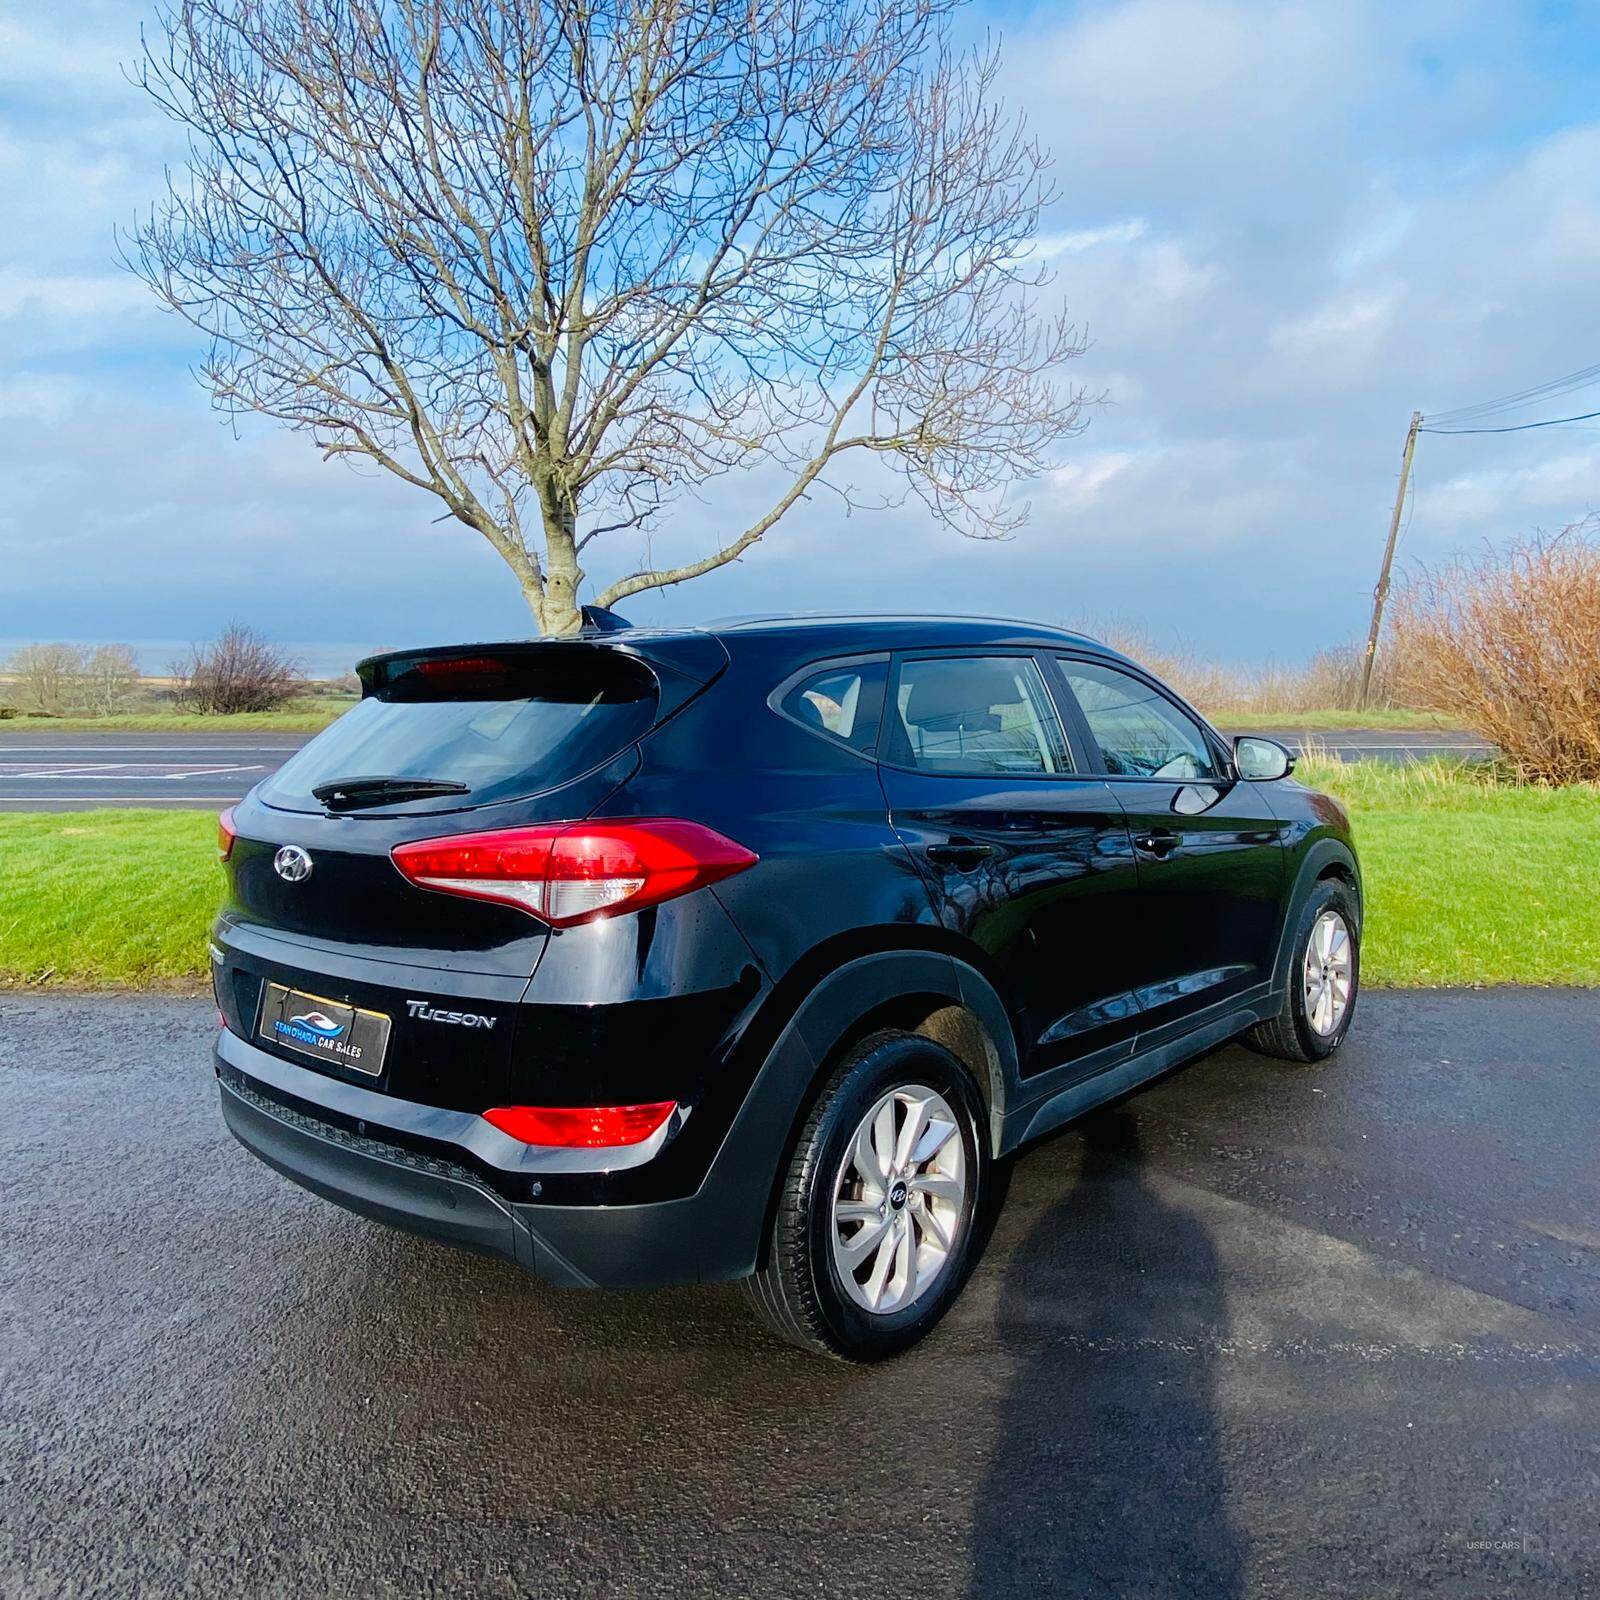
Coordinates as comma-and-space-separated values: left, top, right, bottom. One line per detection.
1297, 755, 1600, 986
2, 764, 1596, 989
0, 811, 220, 988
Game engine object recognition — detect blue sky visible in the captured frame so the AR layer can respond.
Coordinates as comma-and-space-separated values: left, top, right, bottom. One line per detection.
3, 0, 1599, 670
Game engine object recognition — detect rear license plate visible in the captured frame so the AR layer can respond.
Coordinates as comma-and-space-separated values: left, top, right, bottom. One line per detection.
257, 983, 390, 1077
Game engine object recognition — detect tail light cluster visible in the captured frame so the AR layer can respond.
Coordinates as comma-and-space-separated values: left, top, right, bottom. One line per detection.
390, 818, 757, 927
217, 806, 237, 861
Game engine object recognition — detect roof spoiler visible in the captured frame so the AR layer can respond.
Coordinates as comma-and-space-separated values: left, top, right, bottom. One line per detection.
354, 628, 728, 716
579, 604, 632, 633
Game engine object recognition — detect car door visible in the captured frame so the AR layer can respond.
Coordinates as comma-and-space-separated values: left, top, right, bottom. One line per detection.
878, 651, 1144, 1076
1048, 654, 1287, 1038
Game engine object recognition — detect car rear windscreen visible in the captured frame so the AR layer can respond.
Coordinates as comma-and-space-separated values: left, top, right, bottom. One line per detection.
260, 650, 658, 814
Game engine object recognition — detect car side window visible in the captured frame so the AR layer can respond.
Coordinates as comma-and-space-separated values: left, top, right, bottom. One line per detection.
890, 656, 1068, 776
780, 660, 886, 753
1058, 659, 1219, 780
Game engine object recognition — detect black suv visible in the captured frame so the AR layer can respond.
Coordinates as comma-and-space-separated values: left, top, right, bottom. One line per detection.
212, 614, 1361, 1359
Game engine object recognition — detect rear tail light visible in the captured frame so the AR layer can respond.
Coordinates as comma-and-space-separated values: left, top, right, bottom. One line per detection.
483, 1101, 677, 1148
390, 819, 757, 926
217, 806, 237, 861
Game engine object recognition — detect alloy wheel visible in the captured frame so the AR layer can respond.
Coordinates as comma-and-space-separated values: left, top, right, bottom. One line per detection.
829, 1083, 967, 1315
1302, 909, 1354, 1036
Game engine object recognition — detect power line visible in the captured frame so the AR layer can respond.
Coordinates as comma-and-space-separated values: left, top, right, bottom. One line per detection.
1425, 360, 1600, 426
1361, 362, 1600, 703
1420, 407, 1600, 435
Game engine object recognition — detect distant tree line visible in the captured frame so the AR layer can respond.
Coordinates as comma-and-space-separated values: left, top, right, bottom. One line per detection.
2, 643, 141, 716
1, 626, 303, 717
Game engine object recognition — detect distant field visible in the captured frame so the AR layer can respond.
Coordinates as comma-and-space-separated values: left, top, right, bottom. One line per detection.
0, 697, 352, 734
3, 762, 1595, 991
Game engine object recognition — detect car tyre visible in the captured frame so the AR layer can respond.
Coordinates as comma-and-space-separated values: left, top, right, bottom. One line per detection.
741, 1031, 988, 1361
1245, 878, 1361, 1062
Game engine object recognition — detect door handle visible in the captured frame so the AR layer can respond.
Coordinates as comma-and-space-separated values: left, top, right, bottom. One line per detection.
1133, 828, 1180, 859
925, 841, 995, 869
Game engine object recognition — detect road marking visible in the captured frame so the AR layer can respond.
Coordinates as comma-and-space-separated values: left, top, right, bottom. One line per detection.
0, 797, 243, 805
0, 762, 263, 780
0, 744, 301, 754
0, 764, 109, 777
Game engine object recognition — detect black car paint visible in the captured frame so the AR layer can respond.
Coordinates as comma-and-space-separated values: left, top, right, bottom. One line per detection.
212, 615, 1360, 1288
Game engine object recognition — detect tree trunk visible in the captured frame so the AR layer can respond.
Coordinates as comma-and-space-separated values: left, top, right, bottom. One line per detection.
541, 513, 585, 636
517, 575, 547, 634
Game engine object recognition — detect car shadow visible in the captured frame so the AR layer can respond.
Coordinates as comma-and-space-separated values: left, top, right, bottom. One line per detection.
967, 1108, 1245, 1598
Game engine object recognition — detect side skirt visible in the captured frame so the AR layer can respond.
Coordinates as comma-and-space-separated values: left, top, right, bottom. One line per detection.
1002, 994, 1278, 1152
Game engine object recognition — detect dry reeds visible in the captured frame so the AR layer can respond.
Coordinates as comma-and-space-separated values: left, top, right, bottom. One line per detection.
1387, 520, 1600, 784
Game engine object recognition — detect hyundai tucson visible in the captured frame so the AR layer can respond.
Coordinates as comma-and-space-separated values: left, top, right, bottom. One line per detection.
211, 614, 1361, 1360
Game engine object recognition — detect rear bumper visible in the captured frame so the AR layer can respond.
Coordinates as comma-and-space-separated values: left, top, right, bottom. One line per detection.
220, 1069, 750, 1288
208, 915, 832, 1286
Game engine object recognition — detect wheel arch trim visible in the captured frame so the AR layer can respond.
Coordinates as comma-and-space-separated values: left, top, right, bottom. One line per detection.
1272, 836, 1361, 991
693, 948, 1018, 1280
784, 950, 1018, 1156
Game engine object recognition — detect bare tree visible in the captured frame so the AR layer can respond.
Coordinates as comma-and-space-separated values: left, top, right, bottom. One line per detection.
84, 644, 142, 715
173, 625, 303, 713
127, 0, 1090, 635
5, 644, 86, 715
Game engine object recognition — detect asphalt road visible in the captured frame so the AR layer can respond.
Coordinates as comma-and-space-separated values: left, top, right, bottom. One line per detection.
3, 989, 1596, 1598
0, 732, 304, 811
1233, 726, 1497, 764
0, 726, 1496, 810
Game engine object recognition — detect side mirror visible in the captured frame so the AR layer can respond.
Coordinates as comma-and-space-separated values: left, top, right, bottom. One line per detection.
1234, 735, 1294, 782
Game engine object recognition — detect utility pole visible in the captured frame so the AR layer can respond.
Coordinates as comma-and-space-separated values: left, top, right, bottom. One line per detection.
1359, 409, 1422, 708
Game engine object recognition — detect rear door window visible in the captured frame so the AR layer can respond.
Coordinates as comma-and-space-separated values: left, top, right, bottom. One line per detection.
260, 650, 658, 814
888, 656, 1068, 776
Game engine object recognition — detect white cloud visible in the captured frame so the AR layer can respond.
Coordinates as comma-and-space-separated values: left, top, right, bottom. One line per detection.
1424, 446, 1600, 530
0, 12, 131, 91
1269, 292, 1395, 361
1141, 242, 1218, 305
1032, 219, 1150, 257
1335, 204, 1413, 274
0, 271, 151, 319
1046, 450, 1139, 502
0, 373, 85, 423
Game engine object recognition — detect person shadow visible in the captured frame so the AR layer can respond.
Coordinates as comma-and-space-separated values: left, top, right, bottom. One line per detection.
967, 1108, 1245, 1598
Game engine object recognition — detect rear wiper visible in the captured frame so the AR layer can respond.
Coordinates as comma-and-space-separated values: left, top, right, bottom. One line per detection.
312, 775, 471, 810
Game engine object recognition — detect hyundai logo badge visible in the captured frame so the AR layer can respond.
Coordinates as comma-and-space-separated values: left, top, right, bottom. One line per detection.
274, 845, 314, 883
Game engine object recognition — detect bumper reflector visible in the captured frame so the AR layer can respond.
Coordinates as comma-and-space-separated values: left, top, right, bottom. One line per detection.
482, 1101, 677, 1148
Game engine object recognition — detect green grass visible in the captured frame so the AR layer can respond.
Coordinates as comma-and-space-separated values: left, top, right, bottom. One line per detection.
0, 811, 221, 988
0, 697, 352, 734
1297, 755, 1600, 986
3, 762, 1597, 989
1210, 707, 1464, 731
